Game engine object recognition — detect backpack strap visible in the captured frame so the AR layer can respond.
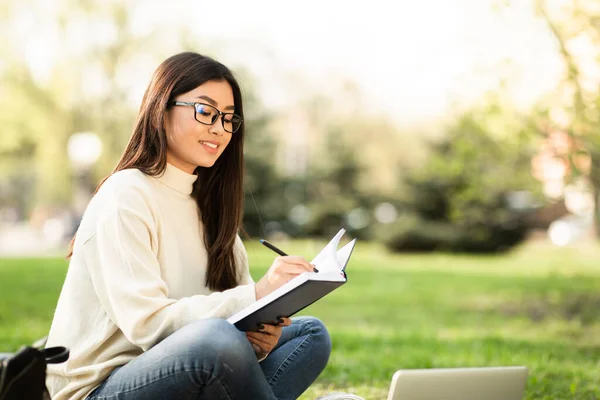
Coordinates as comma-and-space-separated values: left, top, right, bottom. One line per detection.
41, 347, 69, 364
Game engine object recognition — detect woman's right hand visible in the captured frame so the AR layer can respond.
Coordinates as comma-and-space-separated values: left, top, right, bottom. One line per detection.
255, 256, 315, 300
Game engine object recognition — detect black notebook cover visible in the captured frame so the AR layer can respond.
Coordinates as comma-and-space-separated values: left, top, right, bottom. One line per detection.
232, 278, 345, 332
228, 228, 355, 332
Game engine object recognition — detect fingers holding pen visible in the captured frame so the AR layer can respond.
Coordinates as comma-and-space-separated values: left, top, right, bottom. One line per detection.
272, 256, 316, 274
282, 256, 318, 273
260, 239, 317, 274
256, 247, 317, 299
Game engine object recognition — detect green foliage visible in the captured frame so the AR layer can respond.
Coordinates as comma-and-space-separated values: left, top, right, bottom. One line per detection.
240, 79, 282, 237
2, 241, 600, 399
242, 120, 380, 240
0, 1, 211, 213
535, 0, 600, 237
378, 215, 460, 252
382, 109, 542, 253
302, 127, 367, 238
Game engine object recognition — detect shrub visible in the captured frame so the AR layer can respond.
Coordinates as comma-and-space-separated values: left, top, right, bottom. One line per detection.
383, 110, 541, 253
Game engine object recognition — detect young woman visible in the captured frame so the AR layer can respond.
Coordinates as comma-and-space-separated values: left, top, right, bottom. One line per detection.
45, 52, 332, 400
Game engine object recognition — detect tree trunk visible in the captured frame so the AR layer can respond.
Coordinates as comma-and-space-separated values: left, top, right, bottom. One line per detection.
591, 151, 600, 239
594, 186, 600, 239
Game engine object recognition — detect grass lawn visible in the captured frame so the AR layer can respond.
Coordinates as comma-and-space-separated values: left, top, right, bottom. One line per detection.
1, 239, 600, 399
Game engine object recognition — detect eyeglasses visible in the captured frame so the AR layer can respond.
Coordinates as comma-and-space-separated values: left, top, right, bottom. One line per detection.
169, 101, 243, 134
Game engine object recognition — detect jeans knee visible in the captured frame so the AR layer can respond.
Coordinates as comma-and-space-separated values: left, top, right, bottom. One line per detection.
180, 318, 255, 367
300, 317, 332, 359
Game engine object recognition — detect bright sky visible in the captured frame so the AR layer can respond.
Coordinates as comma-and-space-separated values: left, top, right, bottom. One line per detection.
181, 0, 564, 123
12, 0, 565, 125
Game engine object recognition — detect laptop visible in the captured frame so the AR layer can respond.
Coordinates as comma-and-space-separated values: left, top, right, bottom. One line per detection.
387, 366, 528, 400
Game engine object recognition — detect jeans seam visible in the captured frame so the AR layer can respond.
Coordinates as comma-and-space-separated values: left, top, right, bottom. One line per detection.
210, 374, 232, 400
215, 374, 233, 400
267, 320, 312, 386
89, 367, 228, 399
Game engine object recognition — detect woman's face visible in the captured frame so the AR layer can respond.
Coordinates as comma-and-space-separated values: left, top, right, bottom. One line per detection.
164, 79, 235, 173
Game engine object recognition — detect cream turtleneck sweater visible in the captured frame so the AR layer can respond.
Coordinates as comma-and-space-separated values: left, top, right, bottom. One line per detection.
45, 163, 257, 400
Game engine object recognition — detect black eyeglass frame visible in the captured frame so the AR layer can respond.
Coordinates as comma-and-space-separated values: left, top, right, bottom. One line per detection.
169, 101, 243, 134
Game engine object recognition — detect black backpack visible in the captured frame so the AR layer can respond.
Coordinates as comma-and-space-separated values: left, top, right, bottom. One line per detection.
0, 343, 69, 400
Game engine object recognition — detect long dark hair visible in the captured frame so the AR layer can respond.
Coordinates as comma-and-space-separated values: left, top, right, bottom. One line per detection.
68, 52, 246, 292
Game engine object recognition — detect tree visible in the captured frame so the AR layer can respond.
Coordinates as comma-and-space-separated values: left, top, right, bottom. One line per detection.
0, 0, 239, 217
235, 70, 283, 237
0, 0, 166, 212
536, 0, 600, 237
381, 103, 542, 253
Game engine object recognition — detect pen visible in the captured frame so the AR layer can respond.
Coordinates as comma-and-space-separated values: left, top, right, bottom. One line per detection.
260, 239, 319, 273
259, 239, 288, 256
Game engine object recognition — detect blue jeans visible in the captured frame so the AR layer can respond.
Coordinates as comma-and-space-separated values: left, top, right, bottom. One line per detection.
87, 316, 331, 400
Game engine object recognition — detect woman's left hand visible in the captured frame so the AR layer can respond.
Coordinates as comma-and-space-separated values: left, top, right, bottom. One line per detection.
246, 317, 292, 359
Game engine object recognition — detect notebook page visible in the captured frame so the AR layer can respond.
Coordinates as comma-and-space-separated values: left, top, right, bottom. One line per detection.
310, 228, 346, 273
336, 238, 357, 271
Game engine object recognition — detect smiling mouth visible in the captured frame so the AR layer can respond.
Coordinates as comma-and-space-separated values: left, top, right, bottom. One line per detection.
199, 140, 218, 149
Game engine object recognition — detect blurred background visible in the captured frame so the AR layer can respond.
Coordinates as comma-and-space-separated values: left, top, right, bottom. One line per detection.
0, 0, 598, 255
1, 0, 600, 398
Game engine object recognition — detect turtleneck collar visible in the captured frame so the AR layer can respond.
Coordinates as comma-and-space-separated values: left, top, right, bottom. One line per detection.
158, 163, 198, 195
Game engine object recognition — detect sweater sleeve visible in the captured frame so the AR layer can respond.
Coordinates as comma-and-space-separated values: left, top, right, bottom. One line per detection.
83, 208, 256, 351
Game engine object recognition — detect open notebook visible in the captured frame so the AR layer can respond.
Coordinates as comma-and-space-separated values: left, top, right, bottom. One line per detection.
228, 229, 356, 332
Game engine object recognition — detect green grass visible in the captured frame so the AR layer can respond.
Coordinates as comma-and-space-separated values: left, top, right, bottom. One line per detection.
2, 240, 600, 399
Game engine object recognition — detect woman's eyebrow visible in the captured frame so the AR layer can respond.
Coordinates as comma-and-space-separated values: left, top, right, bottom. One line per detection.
196, 95, 235, 111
